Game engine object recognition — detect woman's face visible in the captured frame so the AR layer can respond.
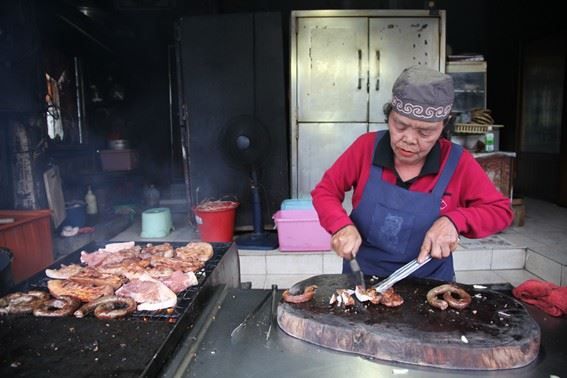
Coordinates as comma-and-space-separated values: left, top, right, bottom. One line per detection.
388, 111, 444, 166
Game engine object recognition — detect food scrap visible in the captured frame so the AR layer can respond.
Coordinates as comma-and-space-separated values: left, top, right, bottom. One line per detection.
281, 285, 318, 304
329, 286, 403, 308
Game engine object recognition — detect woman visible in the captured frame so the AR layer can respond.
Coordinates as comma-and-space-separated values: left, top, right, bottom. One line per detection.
311, 65, 513, 281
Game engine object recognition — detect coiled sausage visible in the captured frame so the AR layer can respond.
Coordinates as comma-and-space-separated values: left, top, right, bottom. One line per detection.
427, 284, 471, 310
33, 296, 80, 317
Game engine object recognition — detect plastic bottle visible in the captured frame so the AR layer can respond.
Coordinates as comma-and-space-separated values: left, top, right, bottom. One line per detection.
85, 186, 98, 215
144, 184, 160, 208
485, 129, 495, 152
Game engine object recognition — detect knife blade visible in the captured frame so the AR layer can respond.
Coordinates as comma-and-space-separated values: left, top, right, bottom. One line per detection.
349, 257, 366, 290
372, 256, 431, 293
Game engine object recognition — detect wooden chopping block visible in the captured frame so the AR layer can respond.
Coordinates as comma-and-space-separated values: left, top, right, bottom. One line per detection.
277, 274, 540, 370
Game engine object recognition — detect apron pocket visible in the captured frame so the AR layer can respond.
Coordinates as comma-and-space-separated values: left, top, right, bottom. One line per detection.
367, 204, 415, 257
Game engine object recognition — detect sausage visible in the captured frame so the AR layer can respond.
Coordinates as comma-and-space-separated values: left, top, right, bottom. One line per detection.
74, 295, 135, 318
33, 296, 81, 317
427, 284, 471, 310
0, 291, 50, 315
93, 297, 137, 320
380, 287, 404, 307
282, 285, 318, 304
442, 288, 472, 310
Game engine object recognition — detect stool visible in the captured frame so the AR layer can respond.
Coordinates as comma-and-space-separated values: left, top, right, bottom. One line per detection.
512, 198, 525, 227
141, 207, 174, 238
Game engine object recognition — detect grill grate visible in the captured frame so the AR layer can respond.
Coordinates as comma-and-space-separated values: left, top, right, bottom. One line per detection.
14, 241, 227, 321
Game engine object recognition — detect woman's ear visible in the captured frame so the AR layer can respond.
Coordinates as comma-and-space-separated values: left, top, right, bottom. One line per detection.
382, 102, 393, 123
442, 114, 457, 139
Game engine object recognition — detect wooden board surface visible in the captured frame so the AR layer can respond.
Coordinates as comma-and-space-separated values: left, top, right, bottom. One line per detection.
277, 274, 540, 370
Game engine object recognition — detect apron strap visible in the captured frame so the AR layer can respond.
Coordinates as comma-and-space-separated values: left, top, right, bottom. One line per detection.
432, 143, 463, 197
372, 130, 387, 177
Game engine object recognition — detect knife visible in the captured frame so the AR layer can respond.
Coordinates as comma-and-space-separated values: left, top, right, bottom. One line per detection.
372, 256, 431, 293
349, 256, 366, 290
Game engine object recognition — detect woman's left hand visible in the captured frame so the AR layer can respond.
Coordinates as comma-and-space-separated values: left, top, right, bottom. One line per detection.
417, 216, 459, 263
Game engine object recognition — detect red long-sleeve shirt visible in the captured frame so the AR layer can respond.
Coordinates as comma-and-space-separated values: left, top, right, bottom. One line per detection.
311, 132, 513, 238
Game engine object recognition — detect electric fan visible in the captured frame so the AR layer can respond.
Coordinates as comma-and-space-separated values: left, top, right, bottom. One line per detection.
220, 115, 278, 250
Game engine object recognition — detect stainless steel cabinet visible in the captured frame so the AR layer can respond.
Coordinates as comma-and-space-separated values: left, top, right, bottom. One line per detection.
368, 17, 441, 123
297, 18, 368, 122
291, 10, 446, 198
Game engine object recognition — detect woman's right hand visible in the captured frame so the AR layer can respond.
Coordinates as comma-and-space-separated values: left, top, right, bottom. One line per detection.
331, 225, 362, 260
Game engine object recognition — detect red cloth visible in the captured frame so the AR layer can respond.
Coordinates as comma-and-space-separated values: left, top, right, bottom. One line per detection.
311, 132, 513, 237
512, 279, 567, 317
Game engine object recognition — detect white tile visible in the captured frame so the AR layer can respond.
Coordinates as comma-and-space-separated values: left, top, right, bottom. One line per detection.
240, 274, 266, 289
459, 235, 513, 249
266, 253, 323, 275
527, 245, 567, 266
455, 270, 508, 285
323, 253, 343, 274
525, 250, 562, 285
453, 250, 492, 271
266, 274, 315, 289
491, 248, 526, 270
239, 249, 276, 256
498, 233, 531, 249
239, 254, 266, 275
494, 270, 542, 288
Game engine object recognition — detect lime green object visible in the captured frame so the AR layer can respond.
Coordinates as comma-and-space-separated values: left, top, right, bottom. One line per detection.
141, 207, 174, 238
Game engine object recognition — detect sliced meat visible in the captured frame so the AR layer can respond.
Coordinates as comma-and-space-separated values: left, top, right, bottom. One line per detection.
45, 264, 84, 279
175, 242, 214, 262
115, 275, 177, 311
80, 250, 109, 267
159, 271, 198, 293
103, 241, 135, 252
150, 255, 203, 273
141, 243, 174, 258
68, 268, 125, 289
80, 247, 139, 267
47, 279, 114, 303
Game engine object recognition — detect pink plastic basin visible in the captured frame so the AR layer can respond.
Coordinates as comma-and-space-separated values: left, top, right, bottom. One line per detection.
273, 209, 331, 252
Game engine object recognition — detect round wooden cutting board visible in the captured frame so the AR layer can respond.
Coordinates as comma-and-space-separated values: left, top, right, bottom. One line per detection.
277, 274, 540, 370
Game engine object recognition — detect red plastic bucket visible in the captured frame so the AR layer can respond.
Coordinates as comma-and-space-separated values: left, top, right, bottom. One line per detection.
193, 201, 239, 242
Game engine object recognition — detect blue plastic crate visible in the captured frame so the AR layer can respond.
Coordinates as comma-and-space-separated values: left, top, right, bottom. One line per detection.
280, 199, 314, 210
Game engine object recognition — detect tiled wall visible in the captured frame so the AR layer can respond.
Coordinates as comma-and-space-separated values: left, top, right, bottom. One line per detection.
238, 247, 550, 288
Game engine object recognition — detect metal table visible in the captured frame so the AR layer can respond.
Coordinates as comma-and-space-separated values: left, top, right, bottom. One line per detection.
162, 286, 566, 377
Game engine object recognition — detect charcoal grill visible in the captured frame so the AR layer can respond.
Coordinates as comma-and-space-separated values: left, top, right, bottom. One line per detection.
0, 241, 239, 377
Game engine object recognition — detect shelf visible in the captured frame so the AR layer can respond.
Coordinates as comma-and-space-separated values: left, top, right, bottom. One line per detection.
454, 89, 486, 93
454, 123, 504, 134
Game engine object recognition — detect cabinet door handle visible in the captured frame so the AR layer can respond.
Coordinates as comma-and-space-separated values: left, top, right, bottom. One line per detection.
375, 50, 381, 91
357, 49, 362, 90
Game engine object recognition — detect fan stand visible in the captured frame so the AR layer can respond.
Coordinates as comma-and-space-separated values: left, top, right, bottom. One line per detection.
234, 168, 278, 250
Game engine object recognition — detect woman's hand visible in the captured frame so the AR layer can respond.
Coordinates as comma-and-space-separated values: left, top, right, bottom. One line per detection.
331, 225, 362, 260
418, 216, 460, 263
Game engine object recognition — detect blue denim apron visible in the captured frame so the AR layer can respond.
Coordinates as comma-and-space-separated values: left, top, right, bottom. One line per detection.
344, 131, 463, 281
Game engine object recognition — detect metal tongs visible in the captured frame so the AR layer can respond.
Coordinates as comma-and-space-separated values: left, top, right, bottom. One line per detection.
372, 256, 432, 293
